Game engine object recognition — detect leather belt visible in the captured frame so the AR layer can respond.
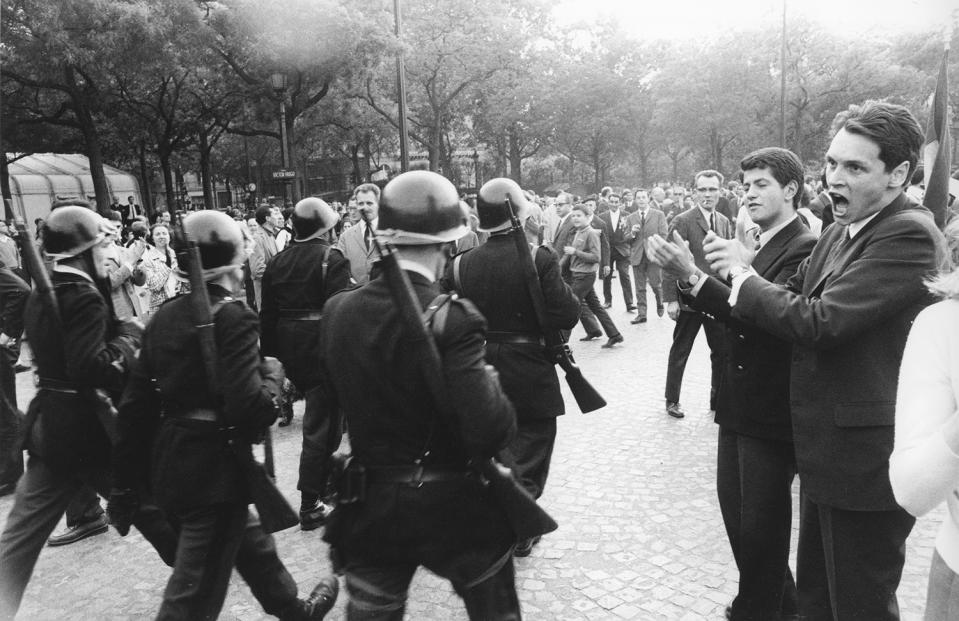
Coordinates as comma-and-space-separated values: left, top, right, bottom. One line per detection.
278, 309, 323, 321
36, 377, 79, 394
169, 408, 219, 422
486, 331, 545, 346
366, 465, 472, 487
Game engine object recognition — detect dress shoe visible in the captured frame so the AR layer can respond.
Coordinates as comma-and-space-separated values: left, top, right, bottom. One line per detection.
601, 334, 624, 348
300, 500, 333, 531
656, 304, 665, 317
282, 576, 339, 621
630, 317, 647, 324
665, 401, 685, 419
602, 301, 612, 309
626, 305, 637, 312
514, 535, 541, 557
579, 333, 602, 341
47, 514, 109, 547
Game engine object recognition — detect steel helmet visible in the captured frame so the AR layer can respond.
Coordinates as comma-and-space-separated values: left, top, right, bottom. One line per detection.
476, 177, 532, 232
42, 206, 110, 261
292, 197, 339, 241
377, 171, 469, 245
174, 210, 246, 282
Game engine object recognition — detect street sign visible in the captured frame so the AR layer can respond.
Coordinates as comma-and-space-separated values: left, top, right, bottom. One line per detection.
272, 170, 296, 179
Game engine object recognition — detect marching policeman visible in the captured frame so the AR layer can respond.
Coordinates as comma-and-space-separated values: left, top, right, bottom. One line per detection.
111, 211, 337, 620
444, 178, 580, 556
320, 171, 521, 619
0, 203, 178, 618
260, 197, 351, 529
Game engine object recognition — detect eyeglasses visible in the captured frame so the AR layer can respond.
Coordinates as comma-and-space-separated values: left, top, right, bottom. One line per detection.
696, 187, 721, 193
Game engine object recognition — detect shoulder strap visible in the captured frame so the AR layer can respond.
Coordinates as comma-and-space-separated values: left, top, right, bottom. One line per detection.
452, 253, 464, 292
424, 292, 454, 338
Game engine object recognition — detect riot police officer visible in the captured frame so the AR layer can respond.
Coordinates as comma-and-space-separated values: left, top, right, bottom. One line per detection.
0, 203, 178, 618
320, 171, 521, 619
260, 197, 351, 529
444, 178, 580, 556
111, 211, 338, 620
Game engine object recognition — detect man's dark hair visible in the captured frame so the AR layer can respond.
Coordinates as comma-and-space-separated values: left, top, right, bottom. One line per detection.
281, 206, 294, 223
254, 205, 272, 225
831, 100, 923, 187
740, 147, 806, 209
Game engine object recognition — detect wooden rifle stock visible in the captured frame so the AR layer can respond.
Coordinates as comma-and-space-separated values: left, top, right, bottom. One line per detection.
361, 212, 557, 542
504, 197, 606, 413
179, 218, 297, 532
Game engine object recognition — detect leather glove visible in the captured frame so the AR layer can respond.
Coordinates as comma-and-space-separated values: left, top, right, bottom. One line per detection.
260, 357, 286, 401
107, 488, 139, 536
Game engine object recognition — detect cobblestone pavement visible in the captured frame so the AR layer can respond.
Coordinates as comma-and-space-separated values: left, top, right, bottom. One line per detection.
0, 291, 943, 620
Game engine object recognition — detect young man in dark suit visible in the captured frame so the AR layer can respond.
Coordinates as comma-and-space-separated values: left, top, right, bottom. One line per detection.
650, 147, 817, 621
661, 170, 732, 419
699, 101, 944, 621
598, 192, 635, 311
625, 189, 668, 323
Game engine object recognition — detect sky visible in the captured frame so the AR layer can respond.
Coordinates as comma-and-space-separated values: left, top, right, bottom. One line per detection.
552, 0, 957, 41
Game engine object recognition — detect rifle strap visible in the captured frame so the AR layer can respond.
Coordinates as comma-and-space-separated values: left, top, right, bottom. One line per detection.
321, 245, 332, 282
412, 292, 455, 465
452, 253, 463, 293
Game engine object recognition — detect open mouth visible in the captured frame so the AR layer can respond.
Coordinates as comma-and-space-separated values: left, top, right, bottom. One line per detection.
828, 192, 848, 208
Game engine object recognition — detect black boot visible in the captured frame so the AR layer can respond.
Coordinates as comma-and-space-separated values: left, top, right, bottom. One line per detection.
280, 576, 339, 620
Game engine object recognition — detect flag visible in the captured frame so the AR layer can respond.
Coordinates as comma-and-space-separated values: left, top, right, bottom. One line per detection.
923, 40, 952, 230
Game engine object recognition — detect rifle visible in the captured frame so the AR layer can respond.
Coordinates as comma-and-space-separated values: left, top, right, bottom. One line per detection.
361, 211, 557, 542
179, 219, 298, 533
505, 197, 606, 414
7, 198, 120, 442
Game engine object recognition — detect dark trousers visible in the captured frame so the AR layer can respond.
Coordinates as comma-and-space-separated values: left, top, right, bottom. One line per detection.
343, 549, 519, 620
0, 346, 20, 487
0, 456, 177, 618
64, 484, 104, 527
796, 493, 915, 621
717, 428, 798, 620
602, 250, 633, 308
502, 418, 556, 499
570, 272, 620, 338
631, 259, 663, 319
665, 309, 725, 407
157, 503, 298, 621
298, 385, 342, 503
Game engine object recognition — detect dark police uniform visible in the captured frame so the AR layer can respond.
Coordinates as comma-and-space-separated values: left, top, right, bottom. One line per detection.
0, 266, 29, 492
0, 269, 178, 617
260, 237, 351, 505
115, 285, 308, 620
321, 271, 520, 620
444, 233, 580, 499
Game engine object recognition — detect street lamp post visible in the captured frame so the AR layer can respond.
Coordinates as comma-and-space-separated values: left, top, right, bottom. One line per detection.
270, 72, 291, 202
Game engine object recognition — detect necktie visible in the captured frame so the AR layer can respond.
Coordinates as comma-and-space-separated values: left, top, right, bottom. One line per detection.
640, 211, 646, 228
364, 225, 372, 251
709, 213, 714, 231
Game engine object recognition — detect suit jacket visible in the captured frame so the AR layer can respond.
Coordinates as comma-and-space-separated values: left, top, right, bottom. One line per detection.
662, 207, 732, 308
337, 222, 377, 285
732, 193, 943, 511
589, 215, 610, 270
551, 214, 574, 251
248, 224, 278, 281
625, 208, 668, 265
598, 209, 631, 258
444, 235, 580, 420
690, 217, 817, 442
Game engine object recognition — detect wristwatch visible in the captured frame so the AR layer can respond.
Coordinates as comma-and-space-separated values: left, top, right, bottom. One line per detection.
682, 270, 704, 288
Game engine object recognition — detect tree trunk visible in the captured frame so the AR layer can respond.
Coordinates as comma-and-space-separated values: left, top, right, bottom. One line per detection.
138, 143, 154, 220
76, 104, 111, 215
508, 125, 522, 185
199, 132, 215, 210
160, 152, 175, 214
